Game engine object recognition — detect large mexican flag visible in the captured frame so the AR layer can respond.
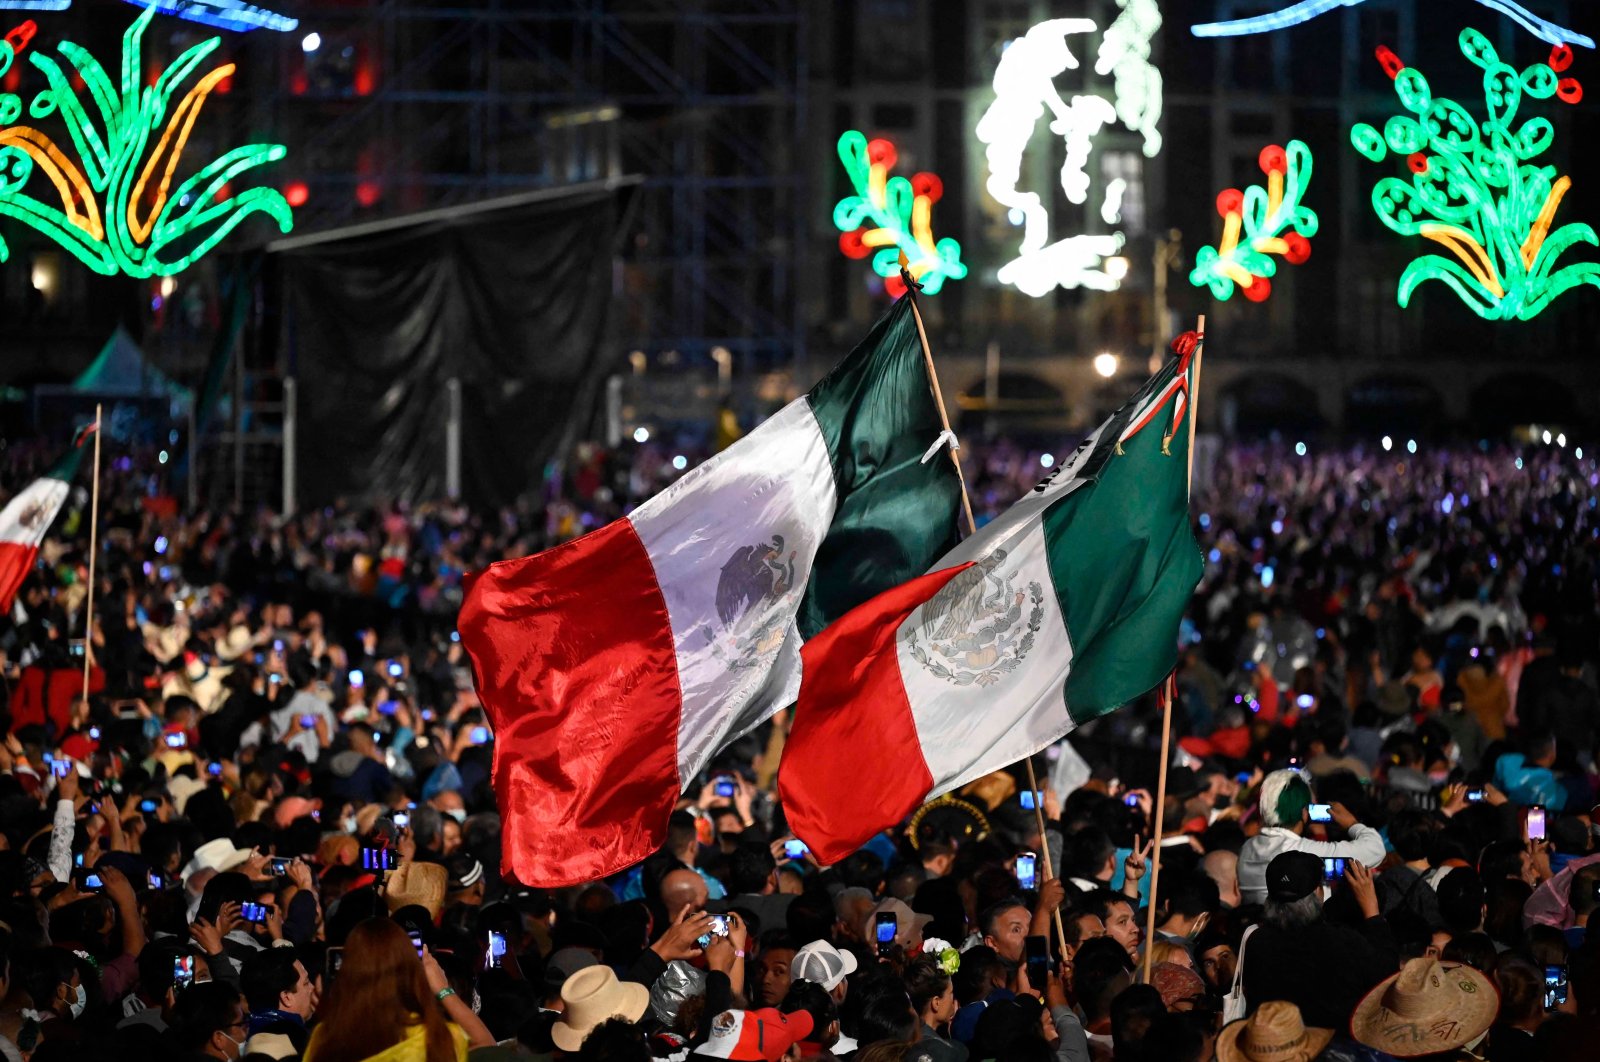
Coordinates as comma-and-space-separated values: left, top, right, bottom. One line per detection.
780, 337, 1206, 862
460, 295, 962, 886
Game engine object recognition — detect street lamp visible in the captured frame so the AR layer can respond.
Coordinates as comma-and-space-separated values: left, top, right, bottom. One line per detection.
1106, 256, 1131, 282
1094, 353, 1119, 378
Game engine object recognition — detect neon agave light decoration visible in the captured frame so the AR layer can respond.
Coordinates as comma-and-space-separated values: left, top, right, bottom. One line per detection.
1350, 30, 1596, 321
833, 130, 967, 297
0, 6, 293, 277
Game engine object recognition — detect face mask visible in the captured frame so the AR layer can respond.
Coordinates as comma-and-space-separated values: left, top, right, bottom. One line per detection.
68, 983, 86, 1019
222, 1031, 245, 1059
446, 808, 466, 824
342, 816, 357, 834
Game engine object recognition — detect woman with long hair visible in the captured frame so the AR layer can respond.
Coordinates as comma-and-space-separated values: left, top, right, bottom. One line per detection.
305, 917, 493, 1062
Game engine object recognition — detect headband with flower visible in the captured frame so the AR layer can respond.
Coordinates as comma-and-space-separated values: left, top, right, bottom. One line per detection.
922, 937, 960, 975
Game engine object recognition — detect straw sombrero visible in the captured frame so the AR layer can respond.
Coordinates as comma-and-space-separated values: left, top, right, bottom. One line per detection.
1216, 1001, 1333, 1062
1350, 958, 1498, 1058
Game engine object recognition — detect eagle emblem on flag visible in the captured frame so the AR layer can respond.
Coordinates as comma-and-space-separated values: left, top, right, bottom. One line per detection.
17, 500, 49, 531
707, 533, 801, 670
904, 550, 1045, 687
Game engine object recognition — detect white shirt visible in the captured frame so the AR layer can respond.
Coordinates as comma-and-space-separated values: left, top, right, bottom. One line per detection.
1237, 824, 1387, 905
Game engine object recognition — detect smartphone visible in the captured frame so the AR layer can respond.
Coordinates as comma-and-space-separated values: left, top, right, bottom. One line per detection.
173, 954, 195, 990
714, 775, 736, 798
88, 726, 101, 741
1025, 934, 1052, 990
1020, 790, 1038, 810
349, 669, 365, 688
784, 839, 809, 860
1296, 693, 1315, 709
52, 759, 72, 778
469, 725, 491, 745
874, 912, 897, 957
148, 870, 164, 889
485, 930, 508, 969
694, 915, 730, 951
326, 947, 344, 980
393, 812, 411, 829
1124, 794, 1139, 807
386, 660, 403, 678
1235, 771, 1252, 784
164, 732, 187, 749
1308, 804, 1332, 824
74, 852, 85, 868
273, 640, 285, 653
269, 674, 282, 685
239, 902, 268, 923
299, 714, 317, 729
1465, 788, 1486, 803
1323, 857, 1347, 881
139, 798, 160, 814
1016, 851, 1038, 891
79, 870, 105, 890
361, 847, 396, 872
450, 631, 461, 643
1545, 964, 1569, 1008
408, 930, 424, 957
267, 857, 294, 876
208, 762, 223, 777
378, 700, 399, 716
1527, 806, 1547, 841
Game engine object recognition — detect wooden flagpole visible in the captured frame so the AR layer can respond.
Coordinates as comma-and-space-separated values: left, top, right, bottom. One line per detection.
903, 267, 1070, 960
81, 403, 102, 702
1142, 316, 1204, 983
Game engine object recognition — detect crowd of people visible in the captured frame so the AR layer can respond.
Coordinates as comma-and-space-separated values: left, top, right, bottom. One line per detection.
0, 429, 1595, 1062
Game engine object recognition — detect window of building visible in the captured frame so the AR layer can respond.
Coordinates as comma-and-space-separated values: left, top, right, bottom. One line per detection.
1101, 151, 1145, 235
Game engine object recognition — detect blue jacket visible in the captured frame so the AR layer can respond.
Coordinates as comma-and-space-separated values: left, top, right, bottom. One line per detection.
1492, 752, 1568, 811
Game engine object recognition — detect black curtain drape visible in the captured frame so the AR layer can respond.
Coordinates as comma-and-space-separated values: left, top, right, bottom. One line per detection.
278, 185, 621, 508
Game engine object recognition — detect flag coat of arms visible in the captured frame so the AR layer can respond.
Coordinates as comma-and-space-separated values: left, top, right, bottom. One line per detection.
459, 295, 961, 887
0, 447, 82, 612
779, 339, 1206, 863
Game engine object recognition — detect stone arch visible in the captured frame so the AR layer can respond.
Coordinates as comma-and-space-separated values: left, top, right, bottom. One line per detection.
1217, 370, 1324, 433
1345, 373, 1445, 435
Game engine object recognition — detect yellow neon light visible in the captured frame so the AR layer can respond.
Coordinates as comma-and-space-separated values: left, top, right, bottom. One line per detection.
1520, 174, 1571, 270
1420, 223, 1505, 298
0, 126, 102, 238
128, 62, 234, 244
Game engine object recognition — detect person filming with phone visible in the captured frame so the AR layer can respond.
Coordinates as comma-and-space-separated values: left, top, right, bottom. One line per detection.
1237, 769, 1386, 905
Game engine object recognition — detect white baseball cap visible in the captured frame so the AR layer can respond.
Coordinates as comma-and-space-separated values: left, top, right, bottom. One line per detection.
791, 940, 858, 992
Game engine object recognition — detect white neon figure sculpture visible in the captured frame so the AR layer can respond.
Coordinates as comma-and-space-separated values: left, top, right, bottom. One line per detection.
1096, 0, 1163, 157
1101, 178, 1127, 225
1192, 0, 1592, 50
979, 18, 1147, 295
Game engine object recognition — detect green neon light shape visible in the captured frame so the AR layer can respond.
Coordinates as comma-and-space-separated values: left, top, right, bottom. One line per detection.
0, 5, 293, 277
1190, 140, 1318, 302
832, 130, 966, 296
1350, 29, 1598, 321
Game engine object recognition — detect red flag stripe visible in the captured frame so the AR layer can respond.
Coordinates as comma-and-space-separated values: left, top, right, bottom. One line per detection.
458, 518, 683, 887
780, 562, 974, 864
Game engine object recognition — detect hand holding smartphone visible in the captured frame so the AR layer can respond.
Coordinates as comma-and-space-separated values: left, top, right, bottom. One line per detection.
1024, 934, 1052, 992
1015, 851, 1038, 891
1526, 805, 1547, 842
875, 912, 897, 957
1307, 803, 1333, 824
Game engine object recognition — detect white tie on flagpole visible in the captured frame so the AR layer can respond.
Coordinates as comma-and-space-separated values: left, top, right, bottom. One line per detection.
920, 429, 960, 465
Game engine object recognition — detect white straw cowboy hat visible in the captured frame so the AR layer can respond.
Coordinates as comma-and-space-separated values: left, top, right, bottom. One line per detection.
1350, 958, 1498, 1058
550, 965, 649, 1052
1216, 1001, 1333, 1062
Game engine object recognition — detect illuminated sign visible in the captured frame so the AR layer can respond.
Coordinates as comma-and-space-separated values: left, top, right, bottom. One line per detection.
833, 129, 966, 297
1190, 141, 1318, 303
0, 1, 296, 33
1350, 31, 1596, 321
0, 6, 293, 276
978, 8, 1161, 296
1192, 0, 1592, 50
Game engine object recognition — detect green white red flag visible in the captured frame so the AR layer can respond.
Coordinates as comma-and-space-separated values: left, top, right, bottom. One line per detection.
780, 335, 1207, 863
460, 295, 962, 887
0, 447, 82, 612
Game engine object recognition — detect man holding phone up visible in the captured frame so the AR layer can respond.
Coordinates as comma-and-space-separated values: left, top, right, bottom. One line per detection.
1238, 770, 1386, 905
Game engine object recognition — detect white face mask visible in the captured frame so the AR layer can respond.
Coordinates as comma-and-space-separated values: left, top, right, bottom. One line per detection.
342, 816, 358, 834
68, 982, 86, 1018
446, 808, 466, 824
221, 1031, 245, 1059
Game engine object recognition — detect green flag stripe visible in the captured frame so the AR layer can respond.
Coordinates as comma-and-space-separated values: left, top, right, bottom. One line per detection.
1042, 358, 1203, 723
797, 296, 962, 640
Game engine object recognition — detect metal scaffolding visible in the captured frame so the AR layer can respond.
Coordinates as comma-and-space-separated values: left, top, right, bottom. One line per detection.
266, 0, 809, 370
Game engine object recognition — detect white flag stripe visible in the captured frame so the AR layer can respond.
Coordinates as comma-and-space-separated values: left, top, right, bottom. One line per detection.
630, 398, 837, 787
0, 476, 71, 548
